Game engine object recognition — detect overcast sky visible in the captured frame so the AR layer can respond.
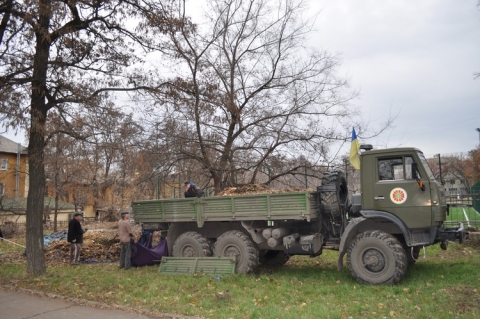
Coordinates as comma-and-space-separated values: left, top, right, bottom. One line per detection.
2, 0, 479, 159
312, 0, 480, 158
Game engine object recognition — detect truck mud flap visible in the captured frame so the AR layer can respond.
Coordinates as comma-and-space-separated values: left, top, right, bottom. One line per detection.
159, 257, 236, 275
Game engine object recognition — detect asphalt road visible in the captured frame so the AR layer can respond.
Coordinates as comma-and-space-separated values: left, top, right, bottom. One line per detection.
0, 288, 196, 319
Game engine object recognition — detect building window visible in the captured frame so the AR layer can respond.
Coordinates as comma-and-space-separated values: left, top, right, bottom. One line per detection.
1, 158, 7, 170
0, 183, 4, 195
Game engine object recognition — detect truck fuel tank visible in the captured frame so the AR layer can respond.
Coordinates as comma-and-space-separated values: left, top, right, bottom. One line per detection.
283, 234, 323, 256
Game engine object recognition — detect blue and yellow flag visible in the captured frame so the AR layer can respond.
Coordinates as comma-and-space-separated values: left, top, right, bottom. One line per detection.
350, 128, 360, 169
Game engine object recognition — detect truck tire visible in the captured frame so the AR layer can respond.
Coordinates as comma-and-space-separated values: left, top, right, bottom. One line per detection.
259, 250, 290, 267
214, 230, 259, 274
347, 230, 407, 285
321, 171, 348, 219
172, 232, 212, 257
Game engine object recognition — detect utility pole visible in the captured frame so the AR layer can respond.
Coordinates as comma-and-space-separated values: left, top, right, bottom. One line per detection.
437, 154, 443, 185
476, 128, 480, 144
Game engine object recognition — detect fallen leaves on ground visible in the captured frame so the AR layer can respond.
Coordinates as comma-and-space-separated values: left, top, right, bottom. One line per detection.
45, 229, 121, 265
0, 223, 149, 265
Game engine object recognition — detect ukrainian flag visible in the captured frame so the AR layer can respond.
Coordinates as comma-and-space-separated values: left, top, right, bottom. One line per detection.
350, 128, 360, 169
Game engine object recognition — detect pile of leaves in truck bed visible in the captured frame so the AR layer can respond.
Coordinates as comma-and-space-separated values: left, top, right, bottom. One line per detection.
1, 223, 147, 265
218, 184, 314, 196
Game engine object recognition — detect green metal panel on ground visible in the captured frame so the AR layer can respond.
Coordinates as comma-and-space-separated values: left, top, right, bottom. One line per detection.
159, 257, 236, 275
132, 191, 319, 227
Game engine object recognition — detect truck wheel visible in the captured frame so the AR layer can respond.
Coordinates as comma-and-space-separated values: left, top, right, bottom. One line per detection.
347, 230, 407, 285
172, 232, 212, 257
259, 250, 290, 267
214, 230, 259, 274
321, 171, 348, 219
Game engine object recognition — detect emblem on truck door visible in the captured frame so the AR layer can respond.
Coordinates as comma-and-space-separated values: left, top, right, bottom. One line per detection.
390, 188, 407, 204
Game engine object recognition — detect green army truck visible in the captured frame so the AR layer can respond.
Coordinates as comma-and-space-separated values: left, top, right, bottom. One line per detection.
132, 146, 465, 284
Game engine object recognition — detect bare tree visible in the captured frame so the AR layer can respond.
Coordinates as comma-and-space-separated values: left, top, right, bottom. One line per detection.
427, 153, 473, 195
466, 146, 480, 186
443, 154, 471, 193
58, 108, 147, 215
44, 113, 79, 232
146, 0, 358, 193
0, 0, 182, 275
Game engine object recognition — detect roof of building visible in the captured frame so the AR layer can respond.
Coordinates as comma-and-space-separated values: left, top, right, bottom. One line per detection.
0, 135, 28, 155
0, 196, 76, 213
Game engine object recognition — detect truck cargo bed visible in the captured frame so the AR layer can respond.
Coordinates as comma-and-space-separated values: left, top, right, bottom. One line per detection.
132, 191, 319, 227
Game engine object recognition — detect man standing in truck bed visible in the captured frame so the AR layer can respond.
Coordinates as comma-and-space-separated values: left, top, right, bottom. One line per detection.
118, 211, 134, 270
184, 181, 204, 198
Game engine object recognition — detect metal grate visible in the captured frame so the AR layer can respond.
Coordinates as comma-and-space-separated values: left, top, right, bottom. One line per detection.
445, 193, 480, 230
159, 257, 236, 275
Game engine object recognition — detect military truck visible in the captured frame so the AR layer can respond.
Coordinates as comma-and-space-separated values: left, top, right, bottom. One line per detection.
132, 146, 465, 284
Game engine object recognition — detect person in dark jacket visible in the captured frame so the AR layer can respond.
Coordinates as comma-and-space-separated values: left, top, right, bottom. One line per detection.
67, 212, 87, 265
184, 181, 204, 198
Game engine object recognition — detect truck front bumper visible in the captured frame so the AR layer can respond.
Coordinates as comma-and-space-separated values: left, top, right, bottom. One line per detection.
437, 222, 466, 244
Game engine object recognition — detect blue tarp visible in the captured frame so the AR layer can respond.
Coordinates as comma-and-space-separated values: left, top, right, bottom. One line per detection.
44, 231, 68, 245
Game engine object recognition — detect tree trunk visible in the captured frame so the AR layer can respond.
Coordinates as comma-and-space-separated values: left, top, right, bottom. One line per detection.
212, 172, 221, 194
26, 112, 47, 275
25, 2, 51, 275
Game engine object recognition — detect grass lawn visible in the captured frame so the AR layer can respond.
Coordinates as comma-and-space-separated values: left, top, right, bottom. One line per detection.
1, 237, 479, 319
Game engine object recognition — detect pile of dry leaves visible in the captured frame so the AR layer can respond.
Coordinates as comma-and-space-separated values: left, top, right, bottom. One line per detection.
1, 222, 146, 265
218, 184, 313, 196
44, 229, 121, 265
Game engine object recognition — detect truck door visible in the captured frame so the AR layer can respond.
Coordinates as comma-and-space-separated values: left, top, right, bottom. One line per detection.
373, 156, 432, 228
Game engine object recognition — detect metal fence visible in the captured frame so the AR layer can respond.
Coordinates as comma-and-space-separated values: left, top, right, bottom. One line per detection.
1, 220, 70, 237
445, 194, 480, 230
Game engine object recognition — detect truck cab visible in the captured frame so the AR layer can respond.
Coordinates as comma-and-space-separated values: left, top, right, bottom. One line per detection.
362, 148, 446, 231
338, 146, 465, 284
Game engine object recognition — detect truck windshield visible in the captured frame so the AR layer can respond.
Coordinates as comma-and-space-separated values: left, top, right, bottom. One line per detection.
417, 152, 435, 181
